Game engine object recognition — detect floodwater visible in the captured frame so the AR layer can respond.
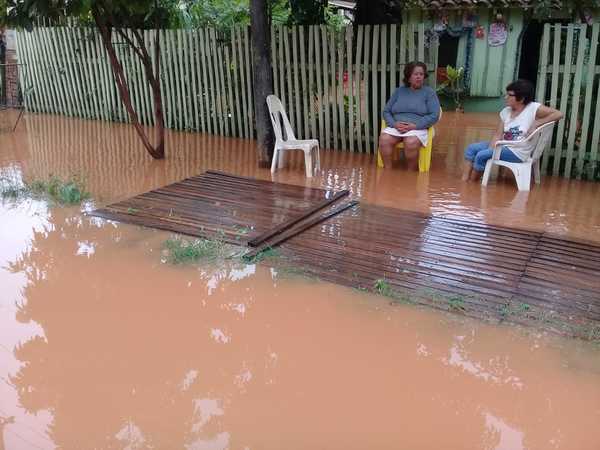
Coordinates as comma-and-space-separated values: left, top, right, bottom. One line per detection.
1, 112, 600, 449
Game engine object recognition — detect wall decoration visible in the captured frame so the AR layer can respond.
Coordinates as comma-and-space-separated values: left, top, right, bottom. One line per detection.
475, 25, 485, 39
488, 21, 507, 46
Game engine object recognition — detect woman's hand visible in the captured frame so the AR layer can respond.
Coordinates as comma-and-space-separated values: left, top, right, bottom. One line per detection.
394, 122, 417, 133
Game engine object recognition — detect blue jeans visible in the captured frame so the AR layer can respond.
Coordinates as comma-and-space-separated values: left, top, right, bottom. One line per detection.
464, 141, 522, 172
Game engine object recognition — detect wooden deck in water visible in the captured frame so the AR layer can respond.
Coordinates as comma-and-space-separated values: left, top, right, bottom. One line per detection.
91, 171, 600, 338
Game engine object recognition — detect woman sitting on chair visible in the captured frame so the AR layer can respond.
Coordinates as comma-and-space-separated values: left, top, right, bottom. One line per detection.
379, 61, 441, 170
463, 79, 563, 182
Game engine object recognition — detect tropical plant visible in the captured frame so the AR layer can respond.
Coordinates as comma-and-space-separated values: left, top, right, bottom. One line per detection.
436, 65, 465, 112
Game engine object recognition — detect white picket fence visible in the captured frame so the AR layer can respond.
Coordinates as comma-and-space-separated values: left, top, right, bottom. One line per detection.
16, 24, 437, 154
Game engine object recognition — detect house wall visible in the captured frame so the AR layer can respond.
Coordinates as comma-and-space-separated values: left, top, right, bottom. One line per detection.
404, 8, 525, 95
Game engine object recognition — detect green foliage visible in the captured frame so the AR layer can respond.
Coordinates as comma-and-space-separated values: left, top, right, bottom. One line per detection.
448, 296, 466, 313
6, 0, 180, 30
324, 6, 345, 32
28, 175, 90, 204
163, 236, 227, 264
436, 65, 465, 111
243, 246, 280, 264
373, 278, 393, 297
0, 0, 7, 26
1, 175, 90, 205
184, 0, 251, 30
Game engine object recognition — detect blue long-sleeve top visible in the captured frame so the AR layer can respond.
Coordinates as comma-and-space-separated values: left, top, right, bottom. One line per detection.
383, 86, 441, 130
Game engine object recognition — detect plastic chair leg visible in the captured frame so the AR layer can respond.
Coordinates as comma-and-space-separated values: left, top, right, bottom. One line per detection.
533, 160, 541, 184
304, 149, 313, 177
481, 161, 493, 186
418, 145, 432, 172
270, 148, 279, 173
314, 145, 321, 172
278, 150, 286, 169
377, 150, 385, 168
515, 164, 532, 191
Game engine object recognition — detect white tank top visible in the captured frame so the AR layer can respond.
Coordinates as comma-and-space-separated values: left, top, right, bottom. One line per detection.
499, 102, 541, 161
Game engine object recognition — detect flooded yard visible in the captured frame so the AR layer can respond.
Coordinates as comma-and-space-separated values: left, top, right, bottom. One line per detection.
1, 112, 600, 449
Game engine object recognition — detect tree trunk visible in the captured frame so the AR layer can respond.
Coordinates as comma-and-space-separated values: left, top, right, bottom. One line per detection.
250, 0, 275, 167
92, 11, 165, 159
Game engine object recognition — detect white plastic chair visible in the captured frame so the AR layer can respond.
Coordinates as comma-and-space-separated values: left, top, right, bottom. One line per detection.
482, 121, 555, 192
266, 95, 320, 178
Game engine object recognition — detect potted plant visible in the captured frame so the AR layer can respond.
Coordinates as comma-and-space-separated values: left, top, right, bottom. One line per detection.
436, 65, 465, 112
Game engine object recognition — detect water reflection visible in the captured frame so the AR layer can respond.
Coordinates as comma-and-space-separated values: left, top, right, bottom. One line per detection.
3, 112, 597, 241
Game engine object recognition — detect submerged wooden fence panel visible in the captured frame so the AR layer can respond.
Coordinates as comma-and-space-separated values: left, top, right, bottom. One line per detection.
16, 24, 436, 154
536, 23, 600, 180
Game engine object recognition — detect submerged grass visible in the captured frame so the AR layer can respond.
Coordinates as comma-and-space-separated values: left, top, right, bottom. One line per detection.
242, 247, 280, 264
365, 277, 600, 343
163, 236, 228, 265
0, 174, 90, 205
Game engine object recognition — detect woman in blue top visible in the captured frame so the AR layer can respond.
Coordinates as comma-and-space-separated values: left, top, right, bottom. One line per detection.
379, 61, 441, 170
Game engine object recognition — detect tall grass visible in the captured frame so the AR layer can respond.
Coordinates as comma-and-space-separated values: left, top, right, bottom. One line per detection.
0, 174, 90, 205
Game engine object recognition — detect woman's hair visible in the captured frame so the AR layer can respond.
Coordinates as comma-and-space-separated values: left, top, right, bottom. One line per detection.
403, 61, 428, 86
506, 79, 535, 104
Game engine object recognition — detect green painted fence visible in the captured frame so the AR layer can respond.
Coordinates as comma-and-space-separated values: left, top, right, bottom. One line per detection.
536, 23, 600, 180
16, 25, 436, 154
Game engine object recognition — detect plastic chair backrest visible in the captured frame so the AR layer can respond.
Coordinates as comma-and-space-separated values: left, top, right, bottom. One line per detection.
530, 121, 555, 162
266, 95, 296, 143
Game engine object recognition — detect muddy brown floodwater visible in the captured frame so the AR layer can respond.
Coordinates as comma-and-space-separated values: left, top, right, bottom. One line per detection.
1, 112, 600, 449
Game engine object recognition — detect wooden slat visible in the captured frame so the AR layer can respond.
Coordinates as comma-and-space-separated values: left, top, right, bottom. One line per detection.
535, 24, 550, 104
346, 27, 355, 152
191, 30, 202, 131
552, 24, 574, 176
329, 28, 338, 149
271, 26, 279, 100
313, 25, 325, 146
389, 24, 397, 91
236, 27, 248, 138
225, 46, 235, 137
563, 25, 587, 178
199, 28, 212, 134
308, 26, 318, 142
246, 200, 359, 259
354, 26, 364, 153
371, 25, 380, 154
380, 24, 387, 144
408, 23, 416, 61
362, 25, 372, 153
206, 28, 219, 135
321, 25, 331, 149
543, 26, 562, 173
243, 26, 254, 138
292, 26, 302, 139
299, 26, 310, 140
217, 42, 229, 136
337, 27, 347, 149
417, 23, 425, 62
576, 24, 599, 177
248, 189, 350, 247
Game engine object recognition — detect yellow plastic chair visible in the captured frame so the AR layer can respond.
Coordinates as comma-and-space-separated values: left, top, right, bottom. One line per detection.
376, 109, 441, 172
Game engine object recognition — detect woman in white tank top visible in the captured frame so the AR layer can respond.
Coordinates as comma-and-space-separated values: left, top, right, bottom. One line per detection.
462, 79, 563, 182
